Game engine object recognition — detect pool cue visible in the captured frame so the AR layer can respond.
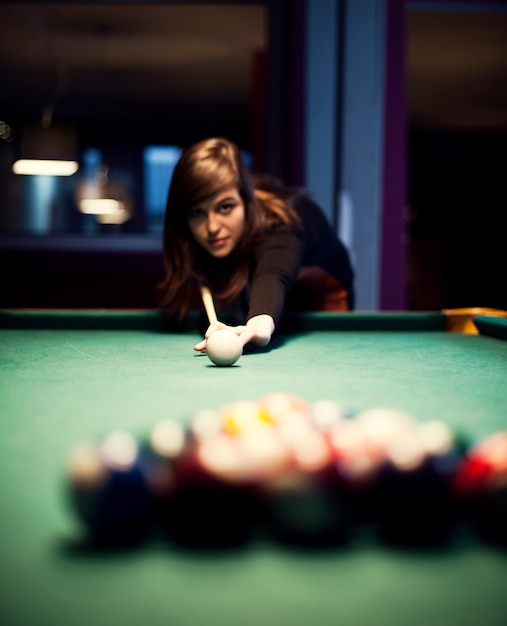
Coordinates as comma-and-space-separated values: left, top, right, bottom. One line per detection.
200, 284, 218, 325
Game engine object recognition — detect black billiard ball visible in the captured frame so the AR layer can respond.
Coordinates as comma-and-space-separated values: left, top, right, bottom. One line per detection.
261, 429, 351, 546
67, 431, 153, 545
262, 470, 351, 546
167, 399, 304, 547
167, 432, 262, 548
373, 420, 461, 546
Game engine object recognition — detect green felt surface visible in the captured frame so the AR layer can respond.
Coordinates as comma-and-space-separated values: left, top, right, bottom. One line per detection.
1, 312, 507, 626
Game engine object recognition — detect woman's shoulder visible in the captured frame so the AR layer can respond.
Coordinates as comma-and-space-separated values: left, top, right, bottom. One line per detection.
290, 193, 332, 229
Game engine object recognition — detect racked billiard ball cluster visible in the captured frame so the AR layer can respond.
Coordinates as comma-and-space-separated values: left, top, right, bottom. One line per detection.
66, 393, 507, 548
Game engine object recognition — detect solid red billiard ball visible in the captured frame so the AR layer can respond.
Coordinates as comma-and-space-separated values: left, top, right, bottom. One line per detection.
454, 431, 507, 544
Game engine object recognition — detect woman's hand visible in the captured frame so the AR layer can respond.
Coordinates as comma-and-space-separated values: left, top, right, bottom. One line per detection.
193, 321, 229, 352
243, 314, 275, 347
193, 315, 275, 352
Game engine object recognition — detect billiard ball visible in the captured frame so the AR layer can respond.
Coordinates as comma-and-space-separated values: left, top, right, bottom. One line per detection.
371, 419, 461, 546
453, 431, 507, 544
139, 418, 189, 525
67, 431, 153, 545
220, 399, 264, 435
310, 399, 346, 432
190, 408, 222, 442
167, 428, 263, 547
325, 417, 383, 523
257, 392, 311, 425
261, 428, 351, 546
206, 329, 242, 366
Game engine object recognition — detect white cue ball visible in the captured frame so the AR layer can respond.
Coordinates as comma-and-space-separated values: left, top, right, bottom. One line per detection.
206, 329, 243, 366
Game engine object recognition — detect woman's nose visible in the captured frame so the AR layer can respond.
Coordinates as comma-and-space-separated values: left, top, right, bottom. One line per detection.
207, 212, 220, 233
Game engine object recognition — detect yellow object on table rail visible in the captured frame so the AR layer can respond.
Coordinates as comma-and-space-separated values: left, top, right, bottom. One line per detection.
442, 307, 507, 334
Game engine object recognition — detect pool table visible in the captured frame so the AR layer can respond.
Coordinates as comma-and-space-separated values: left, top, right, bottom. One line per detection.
1, 309, 506, 626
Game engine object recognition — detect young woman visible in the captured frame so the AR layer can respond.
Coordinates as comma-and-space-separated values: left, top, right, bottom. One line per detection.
160, 137, 354, 351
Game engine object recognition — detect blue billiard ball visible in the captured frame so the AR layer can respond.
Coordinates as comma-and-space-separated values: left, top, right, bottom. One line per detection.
67, 431, 153, 545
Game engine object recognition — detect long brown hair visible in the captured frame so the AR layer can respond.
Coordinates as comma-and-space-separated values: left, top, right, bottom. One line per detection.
160, 138, 299, 319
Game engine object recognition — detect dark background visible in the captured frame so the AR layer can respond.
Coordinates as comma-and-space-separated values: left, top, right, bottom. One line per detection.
1, 0, 506, 311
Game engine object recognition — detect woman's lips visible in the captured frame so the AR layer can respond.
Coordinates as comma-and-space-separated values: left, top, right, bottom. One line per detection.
208, 237, 228, 247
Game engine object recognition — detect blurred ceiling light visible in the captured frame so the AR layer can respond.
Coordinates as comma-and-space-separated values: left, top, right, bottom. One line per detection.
11, 49, 75, 175
76, 165, 133, 224
13, 159, 78, 176
96, 208, 131, 225
79, 198, 125, 216
12, 122, 79, 176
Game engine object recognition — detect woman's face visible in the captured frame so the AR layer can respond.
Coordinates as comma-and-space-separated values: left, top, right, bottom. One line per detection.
187, 186, 246, 258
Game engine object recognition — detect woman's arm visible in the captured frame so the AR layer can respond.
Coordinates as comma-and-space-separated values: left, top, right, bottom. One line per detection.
193, 314, 275, 351
194, 230, 303, 352
247, 229, 304, 324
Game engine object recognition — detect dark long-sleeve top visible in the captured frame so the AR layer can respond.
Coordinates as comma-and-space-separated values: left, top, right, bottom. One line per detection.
246, 194, 354, 325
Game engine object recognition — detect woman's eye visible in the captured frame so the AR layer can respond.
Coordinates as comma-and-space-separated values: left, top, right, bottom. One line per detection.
218, 203, 234, 214
188, 208, 204, 220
